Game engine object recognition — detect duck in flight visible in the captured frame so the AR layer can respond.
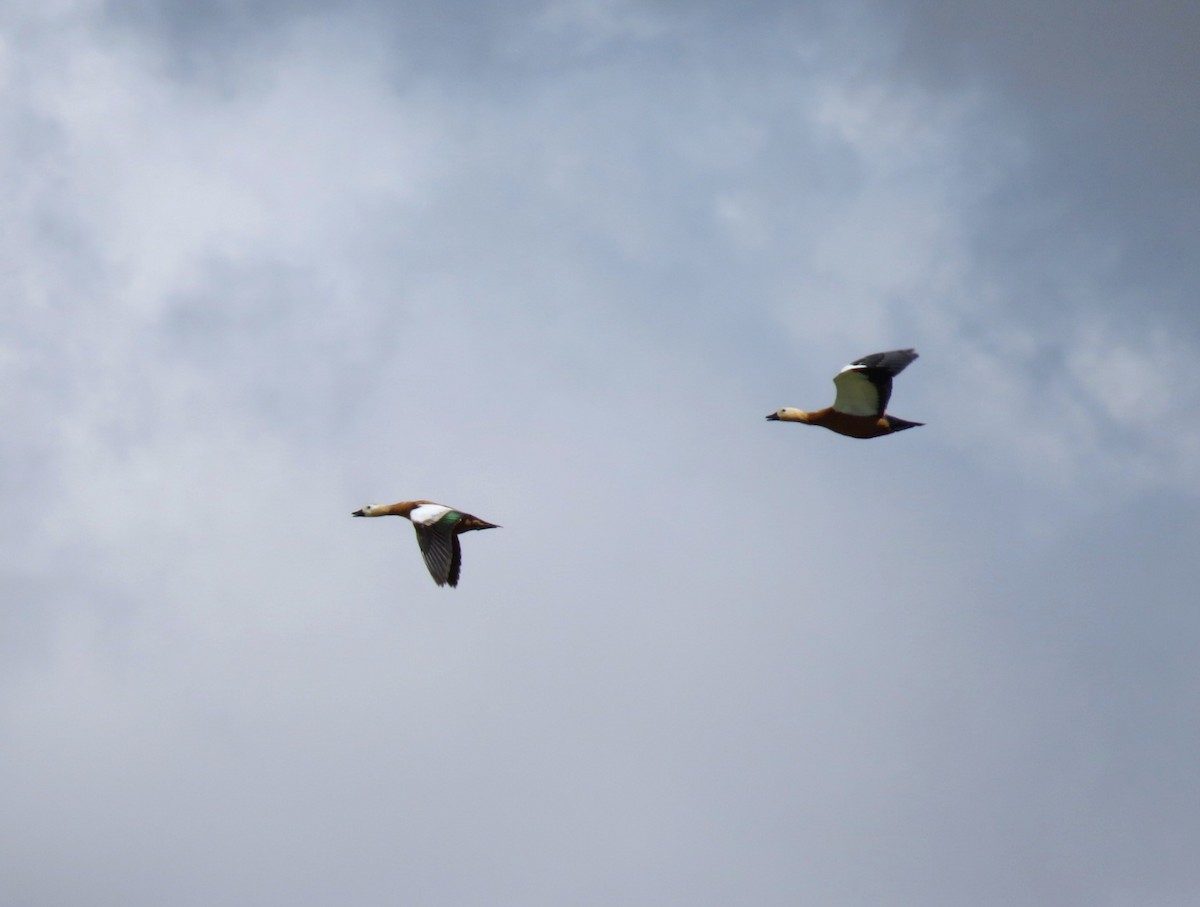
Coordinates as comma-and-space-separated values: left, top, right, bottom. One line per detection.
352, 500, 499, 587
766, 349, 923, 439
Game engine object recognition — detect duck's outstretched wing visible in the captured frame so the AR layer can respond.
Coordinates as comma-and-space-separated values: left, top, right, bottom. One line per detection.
831, 349, 918, 416
414, 523, 462, 587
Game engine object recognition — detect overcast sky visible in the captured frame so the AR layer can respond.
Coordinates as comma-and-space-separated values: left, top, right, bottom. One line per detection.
3, 1, 1199, 905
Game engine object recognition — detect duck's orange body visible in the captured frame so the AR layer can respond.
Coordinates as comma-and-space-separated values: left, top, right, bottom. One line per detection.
782, 408, 921, 439
767, 349, 923, 439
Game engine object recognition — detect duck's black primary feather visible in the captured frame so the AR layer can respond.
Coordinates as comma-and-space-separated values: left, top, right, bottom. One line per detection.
414, 523, 460, 587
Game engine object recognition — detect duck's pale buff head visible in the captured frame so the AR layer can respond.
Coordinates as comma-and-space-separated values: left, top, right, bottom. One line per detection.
352, 503, 385, 517
766, 408, 810, 422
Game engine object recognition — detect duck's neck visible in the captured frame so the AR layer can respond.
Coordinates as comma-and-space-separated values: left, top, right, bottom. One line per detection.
378, 501, 421, 518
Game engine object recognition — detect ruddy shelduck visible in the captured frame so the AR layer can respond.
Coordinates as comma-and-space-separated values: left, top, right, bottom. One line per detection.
352, 500, 499, 587
767, 349, 924, 439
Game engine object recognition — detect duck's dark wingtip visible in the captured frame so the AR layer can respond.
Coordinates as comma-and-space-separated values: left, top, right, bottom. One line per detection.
852, 348, 920, 372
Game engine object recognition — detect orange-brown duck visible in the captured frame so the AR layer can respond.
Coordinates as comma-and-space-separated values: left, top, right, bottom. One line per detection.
767, 349, 923, 439
352, 500, 499, 587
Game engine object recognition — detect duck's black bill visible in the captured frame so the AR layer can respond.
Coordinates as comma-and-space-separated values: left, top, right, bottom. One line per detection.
765, 413, 780, 421
352, 509, 365, 517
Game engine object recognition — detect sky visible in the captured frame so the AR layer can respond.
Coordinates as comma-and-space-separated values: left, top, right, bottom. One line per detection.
2, 1, 1199, 904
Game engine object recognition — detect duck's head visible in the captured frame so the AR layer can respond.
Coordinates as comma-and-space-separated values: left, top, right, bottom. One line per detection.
766, 408, 810, 423
352, 503, 384, 517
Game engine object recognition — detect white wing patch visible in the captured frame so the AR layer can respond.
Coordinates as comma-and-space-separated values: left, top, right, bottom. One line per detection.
409, 503, 452, 526
831, 366, 882, 416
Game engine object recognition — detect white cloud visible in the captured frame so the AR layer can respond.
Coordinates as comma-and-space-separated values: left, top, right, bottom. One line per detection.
23, 16, 439, 303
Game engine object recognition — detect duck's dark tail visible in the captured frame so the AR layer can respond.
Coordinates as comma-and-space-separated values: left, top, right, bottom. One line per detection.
885, 416, 924, 433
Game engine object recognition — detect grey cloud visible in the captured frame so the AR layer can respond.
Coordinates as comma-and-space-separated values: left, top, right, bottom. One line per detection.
893, 0, 1200, 327
3, 3, 1199, 906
